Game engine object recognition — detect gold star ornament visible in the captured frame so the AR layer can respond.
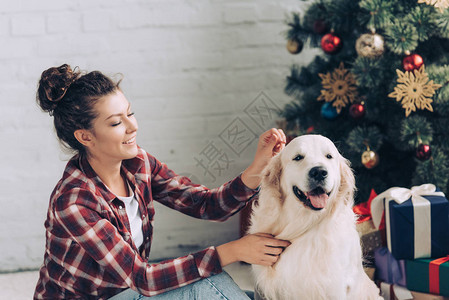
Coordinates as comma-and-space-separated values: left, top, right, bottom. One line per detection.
388, 65, 442, 117
418, 0, 449, 12
318, 62, 359, 113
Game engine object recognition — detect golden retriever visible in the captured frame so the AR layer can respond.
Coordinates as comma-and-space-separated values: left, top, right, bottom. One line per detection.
248, 135, 382, 300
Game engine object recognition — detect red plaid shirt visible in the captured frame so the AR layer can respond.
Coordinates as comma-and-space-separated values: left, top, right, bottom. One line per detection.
34, 147, 257, 299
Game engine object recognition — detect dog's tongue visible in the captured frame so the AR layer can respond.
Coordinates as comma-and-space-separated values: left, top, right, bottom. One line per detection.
306, 191, 328, 209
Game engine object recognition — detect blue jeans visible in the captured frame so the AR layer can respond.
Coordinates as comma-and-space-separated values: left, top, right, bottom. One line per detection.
108, 271, 251, 300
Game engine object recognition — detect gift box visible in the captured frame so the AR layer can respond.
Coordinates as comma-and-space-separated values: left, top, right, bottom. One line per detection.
375, 247, 406, 287
371, 184, 449, 260
379, 282, 449, 300
354, 189, 386, 264
406, 256, 449, 297
379, 282, 413, 300
357, 218, 385, 261
410, 291, 449, 300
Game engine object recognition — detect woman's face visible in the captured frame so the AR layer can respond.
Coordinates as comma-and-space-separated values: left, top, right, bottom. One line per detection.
87, 90, 139, 163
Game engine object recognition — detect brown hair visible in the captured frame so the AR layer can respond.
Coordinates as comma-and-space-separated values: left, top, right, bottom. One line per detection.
36, 64, 120, 154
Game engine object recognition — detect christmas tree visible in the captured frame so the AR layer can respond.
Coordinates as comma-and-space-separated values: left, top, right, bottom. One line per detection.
282, 0, 449, 204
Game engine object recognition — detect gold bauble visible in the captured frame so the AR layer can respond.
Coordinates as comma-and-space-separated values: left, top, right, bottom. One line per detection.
286, 39, 303, 54
361, 150, 380, 169
355, 33, 385, 58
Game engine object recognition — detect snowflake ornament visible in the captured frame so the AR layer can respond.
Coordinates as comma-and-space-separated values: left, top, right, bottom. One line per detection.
418, 0, 449, 12
318, 62, 359, 113
388, 65, 442, 117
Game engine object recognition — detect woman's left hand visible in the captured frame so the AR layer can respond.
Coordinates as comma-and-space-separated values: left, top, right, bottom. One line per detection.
241, 128, 286, 189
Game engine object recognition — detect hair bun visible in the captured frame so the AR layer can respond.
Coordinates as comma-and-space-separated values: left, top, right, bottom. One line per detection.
37, 64, 79, 112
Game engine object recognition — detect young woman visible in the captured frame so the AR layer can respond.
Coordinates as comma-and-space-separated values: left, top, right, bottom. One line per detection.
33, 64, 290, 300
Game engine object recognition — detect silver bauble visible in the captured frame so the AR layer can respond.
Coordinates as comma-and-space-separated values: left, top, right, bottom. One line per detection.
355, 33, 385, 58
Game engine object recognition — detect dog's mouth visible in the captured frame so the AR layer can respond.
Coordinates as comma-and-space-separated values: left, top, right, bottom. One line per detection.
293, 186, 330, 211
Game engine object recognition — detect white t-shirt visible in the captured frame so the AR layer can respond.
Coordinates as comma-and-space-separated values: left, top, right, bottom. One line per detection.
116, 184, 144, 249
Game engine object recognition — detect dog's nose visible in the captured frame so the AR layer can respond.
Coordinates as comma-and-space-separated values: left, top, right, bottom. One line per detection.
309, 166, 328, 182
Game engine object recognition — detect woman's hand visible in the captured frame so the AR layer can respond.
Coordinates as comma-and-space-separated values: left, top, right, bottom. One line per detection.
216, 233, 291, 267
241, 128, 286, 189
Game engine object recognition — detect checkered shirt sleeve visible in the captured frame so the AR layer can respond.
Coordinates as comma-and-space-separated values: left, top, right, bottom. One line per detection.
147, 152, 257, 221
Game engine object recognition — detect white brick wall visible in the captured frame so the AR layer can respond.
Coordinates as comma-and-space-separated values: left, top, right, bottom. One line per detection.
0, 0, 313, 272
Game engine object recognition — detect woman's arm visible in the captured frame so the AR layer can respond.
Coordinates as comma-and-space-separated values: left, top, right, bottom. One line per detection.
216, 233, 291, 267
241, 128, 286, 189
149, 154, 257, 221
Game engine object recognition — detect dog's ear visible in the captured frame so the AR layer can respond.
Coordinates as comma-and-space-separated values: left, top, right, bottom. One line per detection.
262, 154, 283, 191
339, 156, 356, 206
249, 154, 284, 234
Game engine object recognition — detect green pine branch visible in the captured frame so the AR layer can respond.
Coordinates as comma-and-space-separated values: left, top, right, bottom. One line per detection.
385, 21, 419, 54
359, 0, 395, 31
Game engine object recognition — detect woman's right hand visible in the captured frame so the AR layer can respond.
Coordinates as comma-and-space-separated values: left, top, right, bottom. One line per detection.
216, 233, 291, 267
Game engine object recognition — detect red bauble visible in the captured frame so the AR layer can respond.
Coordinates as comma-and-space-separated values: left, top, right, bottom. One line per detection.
416, 143, 431, 161
403, 54, 424, 71
349, 103, 366, 119
321, 33, 342, 54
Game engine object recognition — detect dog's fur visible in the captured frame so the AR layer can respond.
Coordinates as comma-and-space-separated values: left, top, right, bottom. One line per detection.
248, 135, 382, 300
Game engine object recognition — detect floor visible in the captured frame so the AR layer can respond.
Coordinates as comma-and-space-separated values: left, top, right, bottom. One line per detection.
0, 263, 254, 299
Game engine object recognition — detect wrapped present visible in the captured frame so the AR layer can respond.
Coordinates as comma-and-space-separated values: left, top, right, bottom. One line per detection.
357, 220, 385, 257
406, 256, 449, 297
379, 282, 449, 300
410, 291, 449, 300
371, 184, 449, 259
375, 247, 406, 287
379, 282, 413, 300
354, 189, 386, 263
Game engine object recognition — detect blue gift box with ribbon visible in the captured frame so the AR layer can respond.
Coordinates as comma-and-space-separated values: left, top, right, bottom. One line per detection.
371, 184, 449, 260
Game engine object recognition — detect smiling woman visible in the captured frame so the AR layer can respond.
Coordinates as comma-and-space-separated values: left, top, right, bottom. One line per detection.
33, 64, 290, 300
74, 91, 139, 197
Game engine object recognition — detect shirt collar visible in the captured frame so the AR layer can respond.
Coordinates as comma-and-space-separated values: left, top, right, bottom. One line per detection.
122, 151, 145, 175
77, 154, 116, 203
77, 150, 145, 204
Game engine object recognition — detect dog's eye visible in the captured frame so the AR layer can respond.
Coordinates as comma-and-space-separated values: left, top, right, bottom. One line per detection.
326, 154, 333, 159
293, 154, 304, 161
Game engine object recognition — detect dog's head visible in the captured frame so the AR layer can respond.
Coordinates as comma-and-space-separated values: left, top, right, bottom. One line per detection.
263, 134, 355, 213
